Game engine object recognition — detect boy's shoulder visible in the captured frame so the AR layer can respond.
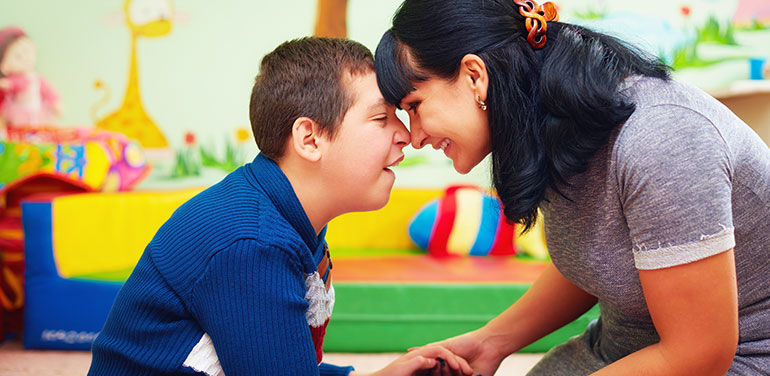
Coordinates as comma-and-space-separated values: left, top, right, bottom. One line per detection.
160, 165, 309, 247
163, 167, 302, 247
146, 168, 311, 292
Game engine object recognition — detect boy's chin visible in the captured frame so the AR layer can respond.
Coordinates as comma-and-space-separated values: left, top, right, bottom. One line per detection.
356, 188, 393, 212
341, 174, 395, 212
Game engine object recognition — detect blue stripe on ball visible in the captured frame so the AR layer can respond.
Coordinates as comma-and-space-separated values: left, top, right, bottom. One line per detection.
408, 200, 438, 251
469, 196, 501, 256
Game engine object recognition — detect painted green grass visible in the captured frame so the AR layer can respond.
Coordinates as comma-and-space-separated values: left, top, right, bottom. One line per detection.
394, 155, 430, 168
666, 16, 757, 70
200, 139, 243, 173
573, 7, 608, 20
696, 16, 738, 45
734, 18, 770, 32
171, 147, 201, 177
669, 43, 747, 70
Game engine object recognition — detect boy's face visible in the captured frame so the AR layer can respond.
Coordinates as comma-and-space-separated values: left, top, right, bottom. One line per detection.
319, 70, 410, 212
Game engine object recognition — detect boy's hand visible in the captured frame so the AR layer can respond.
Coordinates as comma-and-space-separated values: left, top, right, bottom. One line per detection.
350, 345, 474, 376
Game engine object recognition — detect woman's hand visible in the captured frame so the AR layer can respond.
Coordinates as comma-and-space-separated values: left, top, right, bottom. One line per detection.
350, 345, 474, 376
408, 329, 506, 376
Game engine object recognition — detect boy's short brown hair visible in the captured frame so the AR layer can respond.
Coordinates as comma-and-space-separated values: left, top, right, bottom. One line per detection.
249, 37, 375, 160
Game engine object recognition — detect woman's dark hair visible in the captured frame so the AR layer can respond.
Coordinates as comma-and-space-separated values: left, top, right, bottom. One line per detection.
375, 0, 669, 231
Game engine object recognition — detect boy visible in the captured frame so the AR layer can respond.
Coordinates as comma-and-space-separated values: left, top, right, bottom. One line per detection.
88, 38, 472, 376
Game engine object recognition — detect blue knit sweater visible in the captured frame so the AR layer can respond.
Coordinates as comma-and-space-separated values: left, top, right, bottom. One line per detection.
89, 154, 354, 376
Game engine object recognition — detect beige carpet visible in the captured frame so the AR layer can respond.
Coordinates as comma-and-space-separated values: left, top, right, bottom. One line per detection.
0, 339, 543, 375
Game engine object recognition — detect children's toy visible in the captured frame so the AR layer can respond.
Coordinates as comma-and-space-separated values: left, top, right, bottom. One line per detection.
21, 188, 199, 349
0, 174, 92, 340
1, 125, 150, 192
0, 26, 59, 127
408, 185, 549, 259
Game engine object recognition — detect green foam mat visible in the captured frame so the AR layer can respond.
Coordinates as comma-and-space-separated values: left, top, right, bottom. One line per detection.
326, 283, 599, 353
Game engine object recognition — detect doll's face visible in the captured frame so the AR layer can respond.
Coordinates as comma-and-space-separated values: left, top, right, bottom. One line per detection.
1, 37, 36, 75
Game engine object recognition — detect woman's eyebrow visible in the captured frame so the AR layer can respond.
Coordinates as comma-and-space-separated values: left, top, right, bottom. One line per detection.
398, 94, 415, 109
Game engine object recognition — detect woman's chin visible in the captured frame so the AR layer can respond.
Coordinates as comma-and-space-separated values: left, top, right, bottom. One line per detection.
452, 160, 473, 175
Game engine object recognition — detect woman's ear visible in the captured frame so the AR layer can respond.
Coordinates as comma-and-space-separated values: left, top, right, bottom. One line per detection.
289, 117, 323, 162
460, 54, 489, 102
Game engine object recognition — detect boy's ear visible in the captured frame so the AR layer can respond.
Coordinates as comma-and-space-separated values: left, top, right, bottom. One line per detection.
289, 116, 323, 162
460, 53, 488, 102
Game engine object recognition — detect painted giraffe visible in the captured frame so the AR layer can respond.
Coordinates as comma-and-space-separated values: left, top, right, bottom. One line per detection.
94, 0, 173, 149
315, 0, 348, 38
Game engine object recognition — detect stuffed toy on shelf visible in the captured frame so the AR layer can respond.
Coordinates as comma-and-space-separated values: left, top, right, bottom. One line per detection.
0, 26, 60, 129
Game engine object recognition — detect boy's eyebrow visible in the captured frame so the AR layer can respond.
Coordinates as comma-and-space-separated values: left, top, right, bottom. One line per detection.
367, 98, 389, 113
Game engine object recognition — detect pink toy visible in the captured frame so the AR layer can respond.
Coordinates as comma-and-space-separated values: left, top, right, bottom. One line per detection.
0, 26, 60, 127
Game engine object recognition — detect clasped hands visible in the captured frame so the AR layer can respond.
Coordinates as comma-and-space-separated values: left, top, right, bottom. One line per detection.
352, 329, 503, 376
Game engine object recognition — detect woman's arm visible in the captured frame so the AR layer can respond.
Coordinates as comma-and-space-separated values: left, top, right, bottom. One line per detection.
592, 249, 738, 376
430, 263, 598, 375
484, 262, 598, 354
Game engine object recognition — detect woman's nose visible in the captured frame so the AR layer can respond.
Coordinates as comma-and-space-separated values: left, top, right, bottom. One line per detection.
393, 118, 411, 147
409, 122, 428, 149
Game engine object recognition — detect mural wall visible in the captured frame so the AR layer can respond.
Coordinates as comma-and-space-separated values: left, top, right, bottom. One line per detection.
1, 0, 768, 191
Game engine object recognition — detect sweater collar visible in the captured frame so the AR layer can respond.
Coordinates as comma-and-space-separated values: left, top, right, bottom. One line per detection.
246, 153, 326, 254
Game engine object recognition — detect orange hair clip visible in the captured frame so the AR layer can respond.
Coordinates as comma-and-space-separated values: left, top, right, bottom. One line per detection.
513, 0, 559, 49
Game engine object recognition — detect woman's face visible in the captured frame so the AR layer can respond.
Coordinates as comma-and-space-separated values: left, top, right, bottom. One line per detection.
398, 72, 491, 174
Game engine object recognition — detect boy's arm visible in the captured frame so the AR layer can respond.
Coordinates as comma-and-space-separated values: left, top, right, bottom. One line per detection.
189, 239, 350, 375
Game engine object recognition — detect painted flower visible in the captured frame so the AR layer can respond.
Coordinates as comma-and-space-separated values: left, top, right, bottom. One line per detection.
235, 127, 251, 146
184, 131, 196, 146
680, 5, 691, 17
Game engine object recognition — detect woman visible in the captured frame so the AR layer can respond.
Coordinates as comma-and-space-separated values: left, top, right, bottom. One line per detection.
375, 0, 770, 375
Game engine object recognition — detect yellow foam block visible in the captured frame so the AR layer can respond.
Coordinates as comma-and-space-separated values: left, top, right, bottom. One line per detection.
52, 188, 202, 278
514, 210, 549, 260
326, 189, 442, 250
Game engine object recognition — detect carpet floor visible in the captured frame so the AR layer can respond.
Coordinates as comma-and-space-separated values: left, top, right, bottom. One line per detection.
0, 339, 543, 375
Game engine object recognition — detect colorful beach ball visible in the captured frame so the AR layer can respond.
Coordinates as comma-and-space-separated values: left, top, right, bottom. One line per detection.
408, 185, 517, 257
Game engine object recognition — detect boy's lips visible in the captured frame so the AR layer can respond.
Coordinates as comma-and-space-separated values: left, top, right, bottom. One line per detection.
385, 155, 404, 169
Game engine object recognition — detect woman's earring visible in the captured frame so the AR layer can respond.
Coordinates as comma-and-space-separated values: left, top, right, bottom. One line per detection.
476, 95, 487, 111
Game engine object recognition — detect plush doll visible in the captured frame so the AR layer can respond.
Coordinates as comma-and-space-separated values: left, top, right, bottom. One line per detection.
0, 26, 60, 128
